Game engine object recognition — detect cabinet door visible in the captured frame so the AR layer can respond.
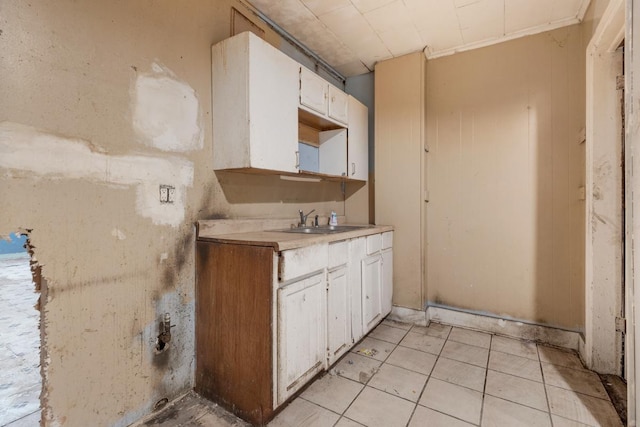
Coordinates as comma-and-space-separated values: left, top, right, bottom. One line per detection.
300, 67, 328, 115
248, 36, 300, 173
349, 237, 366, 343
362, 255, 383, 333
319, 129, 347, 177
347, 96, 368, 181
328, 85, 349, 125
327, 266, 350, 365
277, 272, 326, 404
381, 249, 393, 316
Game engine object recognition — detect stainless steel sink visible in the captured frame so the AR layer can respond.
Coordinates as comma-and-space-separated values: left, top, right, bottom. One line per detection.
271, 225, 369, 234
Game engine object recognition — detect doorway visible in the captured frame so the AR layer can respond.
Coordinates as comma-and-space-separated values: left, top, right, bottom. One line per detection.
0, 233, 41, 426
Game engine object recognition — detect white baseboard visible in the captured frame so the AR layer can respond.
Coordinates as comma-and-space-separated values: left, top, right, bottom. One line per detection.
426, 305, 582, 351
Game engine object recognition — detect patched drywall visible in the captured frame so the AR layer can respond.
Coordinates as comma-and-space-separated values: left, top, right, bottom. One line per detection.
0, 122, 194, 227
132, 63, 203, 153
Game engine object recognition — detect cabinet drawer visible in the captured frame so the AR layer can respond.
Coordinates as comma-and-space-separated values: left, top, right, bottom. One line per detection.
328, 241, 348, 269
382, 231, 393, 250
279, 243, 328, 283
366, 234, 382, 255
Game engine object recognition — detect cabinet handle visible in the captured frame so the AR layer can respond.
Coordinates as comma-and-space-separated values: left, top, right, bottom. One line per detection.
295, 151, 300, 169
351, 162, 356, 176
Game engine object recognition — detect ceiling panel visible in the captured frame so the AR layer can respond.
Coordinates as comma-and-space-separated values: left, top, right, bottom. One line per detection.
364, 0, 414, 34
246, 0, 590, 77
456, 0, 505, 44
378, 26, 425, 56
300, 0, 351, 16
350, 0, 397, 14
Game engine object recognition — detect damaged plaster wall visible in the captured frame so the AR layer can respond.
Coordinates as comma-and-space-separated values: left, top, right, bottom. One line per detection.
0, 1, 357, 425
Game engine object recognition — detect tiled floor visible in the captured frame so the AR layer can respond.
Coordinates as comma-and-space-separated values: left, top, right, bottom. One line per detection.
141, 318, 624, 427
0, 253, 41, 426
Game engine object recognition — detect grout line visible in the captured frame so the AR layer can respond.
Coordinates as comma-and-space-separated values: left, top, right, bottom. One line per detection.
477, 334, 492, 426
539, 341, 555, 426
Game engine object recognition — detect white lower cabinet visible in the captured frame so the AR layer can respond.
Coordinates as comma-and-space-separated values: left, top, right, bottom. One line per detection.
381, 248, 393, 315
327, 266, 350, 365
276, 231, 393, 406
277, 272, 327, 404
362, 254, 383, 334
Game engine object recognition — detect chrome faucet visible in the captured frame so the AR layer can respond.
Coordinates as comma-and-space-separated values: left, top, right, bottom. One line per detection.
298, 209, 315, 227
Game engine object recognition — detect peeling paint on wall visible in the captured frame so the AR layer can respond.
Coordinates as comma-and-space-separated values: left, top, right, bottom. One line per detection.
0, 122, 193, 227
132, 62, 203, 153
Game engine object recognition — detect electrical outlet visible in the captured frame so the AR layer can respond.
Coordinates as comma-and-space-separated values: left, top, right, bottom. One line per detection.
159, 185, 175, 204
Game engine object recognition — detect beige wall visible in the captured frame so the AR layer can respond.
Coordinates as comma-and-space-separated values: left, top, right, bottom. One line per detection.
425, 25, 586, 330
375, 53, 426, 310
0, 1, 363, 425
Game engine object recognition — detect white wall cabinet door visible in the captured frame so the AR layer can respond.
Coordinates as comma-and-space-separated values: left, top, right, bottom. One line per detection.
362, 255, 383, 334
327, 266, 350, 365
300, 67, 328, 115
381, 248, 393, 316
328, 85, 349, 125
212, 32, 299, 173
319, 129, 347, 177
347, 96, 368, 181
277, 272, 326, 404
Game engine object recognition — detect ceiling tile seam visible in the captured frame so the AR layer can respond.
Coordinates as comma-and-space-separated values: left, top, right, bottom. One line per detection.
453, 0, 467, 45
300, 0, 371, 71
426, 17, 583, 60
297, 1, 371, 73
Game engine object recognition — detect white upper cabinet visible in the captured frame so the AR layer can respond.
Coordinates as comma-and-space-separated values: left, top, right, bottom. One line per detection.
328, 86, 349, 124
300, 67, 328, 115
299, 67, 348, 127
347, 96, 368, 181
212, 32, 300, 173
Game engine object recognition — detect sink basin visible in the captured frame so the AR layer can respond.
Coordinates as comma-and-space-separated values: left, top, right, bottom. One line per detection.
272, 225, 369, 234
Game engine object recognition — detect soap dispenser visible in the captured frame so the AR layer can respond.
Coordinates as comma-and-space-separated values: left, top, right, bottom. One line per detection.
329, 211, 338, 226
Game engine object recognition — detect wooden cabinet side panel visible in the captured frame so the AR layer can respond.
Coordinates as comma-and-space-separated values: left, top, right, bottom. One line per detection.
195, 241, 274, 425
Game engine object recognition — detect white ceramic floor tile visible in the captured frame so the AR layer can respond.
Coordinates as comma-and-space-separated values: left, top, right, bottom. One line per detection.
381, 318, 412, 331
541, 363, 608, 399
334, 417, 365, 426
368, 323, 408, 344
538, 346, 585, 370
368, 363, 427, 402
410, 323, 452, 340
481, 395, 551, 427
419, 378, 482, 425
489, 351, 543, 382
385, 345, 437, 376
344, 387, 415, 427
301, 373, 363, 414
485, 369, 548, 411
448, 327, 491, 349
491, 335, 538, 360
431, 357, 486, 392
546, 385, 623, 427
268, 399, 340, 427
440, 341, 489, 368
400, 331, 446, 355
550, 414, 591, 426
408, 406, 474, 427
334, 353, 382, 384
351, 337, 396, 362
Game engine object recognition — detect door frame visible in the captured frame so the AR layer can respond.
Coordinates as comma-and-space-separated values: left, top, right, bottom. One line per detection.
585, 0, 625, 375
626, 0, 639, 423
